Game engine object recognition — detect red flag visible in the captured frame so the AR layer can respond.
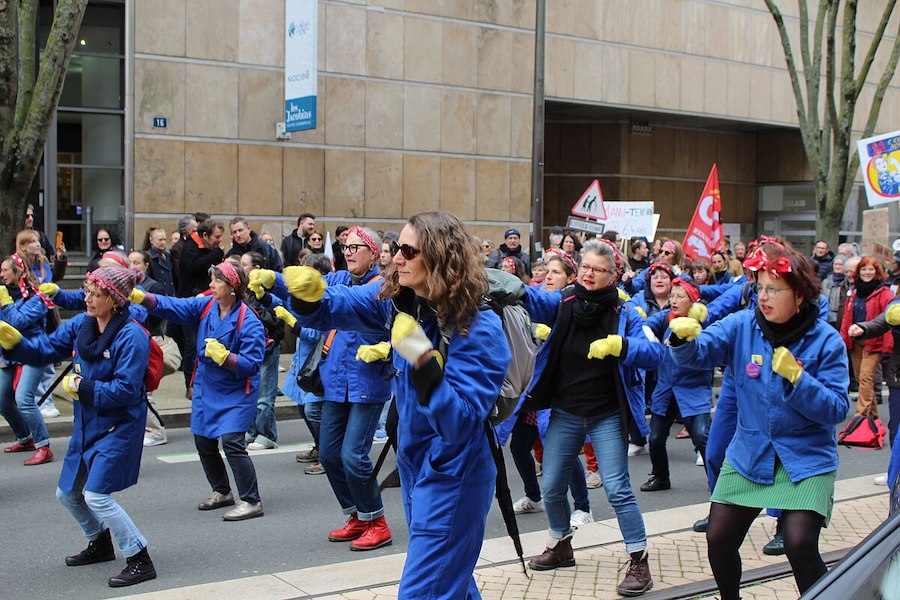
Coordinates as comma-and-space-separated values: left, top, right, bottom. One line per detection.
682, 164, 723, 261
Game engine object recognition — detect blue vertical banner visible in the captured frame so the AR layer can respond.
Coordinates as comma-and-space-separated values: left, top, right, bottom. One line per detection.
284, 0, 317, 132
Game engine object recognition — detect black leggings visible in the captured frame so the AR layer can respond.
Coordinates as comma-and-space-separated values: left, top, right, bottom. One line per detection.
706, 503, 826, 599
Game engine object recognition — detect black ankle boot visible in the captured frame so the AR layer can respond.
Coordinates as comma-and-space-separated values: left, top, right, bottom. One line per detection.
108, 546, 157, 587
65, 529, 116, 566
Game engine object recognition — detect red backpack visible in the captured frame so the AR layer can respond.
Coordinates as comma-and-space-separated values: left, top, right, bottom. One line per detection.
838, 415, 887, 449
133, 320, 164, 392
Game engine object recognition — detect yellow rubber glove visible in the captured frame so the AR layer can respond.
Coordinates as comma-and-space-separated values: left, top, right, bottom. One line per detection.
273, 306, 297, 328
250, 269, 276, 291
617, 288, 631, 302
392, 312, 437, 366
887, 303, 900, 327
587, 334, 623, 360
356, 341, 391, 363
62, 374, 80, 399
283, 266, 327, 302
204, 338, 230, 366
535, 323, 551, 341
129, 288, 145, 305
247, 281, 265, 300
38, 282, 59, 297
688, 302, 707, 323
772, 346, 803, 385
670, 317, 702, 341
0, 321, 22, 350
0, 286, 11, 307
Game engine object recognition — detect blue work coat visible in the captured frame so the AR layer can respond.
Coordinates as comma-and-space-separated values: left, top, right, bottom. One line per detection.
150, 296, 265, 438
318, 269, 392, 404
672, 310, 849, 484
11, 314, 149, 494
644, 309, 713, 417
0, 292, 48, 364
522, 285, 664, 438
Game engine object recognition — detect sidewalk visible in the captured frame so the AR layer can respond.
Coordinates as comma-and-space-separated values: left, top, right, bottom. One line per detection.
118, 475, 888, 600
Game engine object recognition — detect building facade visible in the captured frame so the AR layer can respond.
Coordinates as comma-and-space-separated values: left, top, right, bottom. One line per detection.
35, 0, 899, 256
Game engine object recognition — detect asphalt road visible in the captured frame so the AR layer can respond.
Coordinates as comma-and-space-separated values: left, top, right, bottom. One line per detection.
0, 409, 890, 599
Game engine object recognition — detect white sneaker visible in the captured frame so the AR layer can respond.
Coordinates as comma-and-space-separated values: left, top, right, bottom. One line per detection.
585, 470, 603, 488
143, 435, 167, 447
247, 435, 278, 450
513, 496, 544, 514
40, 403, 60, 418
874, 473, 889, 486
628, 443, 648, 457
696, 452, 705, 466
570, 509, 594, 528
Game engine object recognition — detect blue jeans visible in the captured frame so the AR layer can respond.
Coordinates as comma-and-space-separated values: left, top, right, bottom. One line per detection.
649, 399, 710, 479
509, 418, 589, 511
56, 461, 148, 557
0, 365, 50, 447
299, 400, 323, 446
319, 400, 384, 520
248, 347, 280, 442
542, 408, 647, 552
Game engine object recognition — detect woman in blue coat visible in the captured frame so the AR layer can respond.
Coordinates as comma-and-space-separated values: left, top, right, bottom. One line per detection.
284, 211, 509, 599
0, 267, 157, 588
0, 254, 55, 465
132, 261, 266, 521
522, 239, 664, 597
640, 278, 713, 493
670, 242, 849, 598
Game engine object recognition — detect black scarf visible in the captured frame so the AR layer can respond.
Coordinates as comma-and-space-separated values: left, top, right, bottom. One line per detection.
755, 300, 818, 349
572, 283, 619, 326
855, 279, 881, 299
76, 310, 130, 360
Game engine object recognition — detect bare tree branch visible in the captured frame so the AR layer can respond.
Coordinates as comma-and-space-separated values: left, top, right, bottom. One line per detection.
824, 0, 839, 139
765, 0, 810, 126
853, 0, 898, 97
15, 0, 37, 134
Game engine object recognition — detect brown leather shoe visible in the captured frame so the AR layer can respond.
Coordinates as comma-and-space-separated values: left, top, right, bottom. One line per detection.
24, 445, 53, 465
528, 535, 575, 571
617, 550, 653, 596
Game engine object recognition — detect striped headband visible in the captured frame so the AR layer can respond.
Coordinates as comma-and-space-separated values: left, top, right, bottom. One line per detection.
595, 238, 623, 271
215, 261, 242, 290
101, 251, 129, 269
544, 249, 577, 273
347, 226, 378, 254
9, 253, 55, 308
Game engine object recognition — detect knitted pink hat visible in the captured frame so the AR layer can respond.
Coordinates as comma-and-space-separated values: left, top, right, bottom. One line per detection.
86, 267, 136, 306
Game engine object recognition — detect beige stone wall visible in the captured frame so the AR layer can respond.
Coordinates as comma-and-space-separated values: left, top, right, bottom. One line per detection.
132, 0, 899, 249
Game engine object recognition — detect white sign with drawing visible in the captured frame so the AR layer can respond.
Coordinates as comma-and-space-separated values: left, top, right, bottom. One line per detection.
601, 202, 655, 239
570, 180, 607, 220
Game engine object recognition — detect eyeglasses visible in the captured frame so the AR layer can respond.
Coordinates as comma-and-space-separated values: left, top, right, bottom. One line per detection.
97, 237, 110, 242
752, 283, 791, 297
309, 237, 323, 242
578, 263, 614, 276
390, 240, 421, 260
341, 244, 370, 255
82, 287, 106, 301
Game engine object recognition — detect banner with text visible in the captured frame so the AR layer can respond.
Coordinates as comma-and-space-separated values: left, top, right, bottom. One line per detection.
857, 130, 900, 207
284, 0, 318, 132
682, 164, 723, 260
600, 202, 655, 239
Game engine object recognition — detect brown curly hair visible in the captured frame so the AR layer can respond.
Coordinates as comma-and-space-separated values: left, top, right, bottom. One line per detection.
379, 211, 487, 335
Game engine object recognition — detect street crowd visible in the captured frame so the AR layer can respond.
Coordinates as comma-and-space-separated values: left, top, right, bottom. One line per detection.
0, 206, 897, 599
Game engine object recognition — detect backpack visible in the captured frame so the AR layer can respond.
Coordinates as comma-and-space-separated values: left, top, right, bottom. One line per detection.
130, 320, 164, 392
839, 415, 887, 449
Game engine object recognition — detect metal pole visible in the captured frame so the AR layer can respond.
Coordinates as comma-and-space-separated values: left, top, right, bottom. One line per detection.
530, 0, 546, 255
123, 0, 135, 251
85, 206, 93, 253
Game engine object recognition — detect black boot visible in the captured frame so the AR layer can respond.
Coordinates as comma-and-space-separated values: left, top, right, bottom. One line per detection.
108, 546, 157, 588
763, 521, 785, 556
65, 529, 116, 566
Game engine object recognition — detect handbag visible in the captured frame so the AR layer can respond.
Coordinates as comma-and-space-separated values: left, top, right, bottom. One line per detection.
153, 334, 182, 376
838, 415, 887, 449
297, 330, 336, 396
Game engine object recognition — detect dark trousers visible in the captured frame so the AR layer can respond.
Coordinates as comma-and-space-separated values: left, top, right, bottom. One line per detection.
194, 432, 261, 504
648, 400, 710, 480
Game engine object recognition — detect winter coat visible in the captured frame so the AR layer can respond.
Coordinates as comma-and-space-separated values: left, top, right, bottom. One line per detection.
150, 296, 265, 438
316, 269, 392, 404
147, 247, 176, 296
521, 285, 664, 438
840, 284, 894, 354
672, 310, 849, 484
821, 273, 846, 326
177, 233, 224, 297
0, 289, 49, 364
812, 250, 835, 281
644, 309, 713, 417
487, 244, 531, 272
280, 229, 308, 268
226, 231, 284, 272
11, 314, 150, 494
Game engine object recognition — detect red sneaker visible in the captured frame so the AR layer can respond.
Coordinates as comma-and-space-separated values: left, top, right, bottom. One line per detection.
24, 446, 53, 466
349, 516, 392, 551
5, 439, 35, 453
328, 514, 369, 542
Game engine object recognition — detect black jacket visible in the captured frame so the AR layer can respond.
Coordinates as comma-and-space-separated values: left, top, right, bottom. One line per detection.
812, 250, 835, 281
147, 247, 176, 296
177, 234, 224, 297
487, 244, 531, 272
280, 230, 307, 268
226, 231, 284, 271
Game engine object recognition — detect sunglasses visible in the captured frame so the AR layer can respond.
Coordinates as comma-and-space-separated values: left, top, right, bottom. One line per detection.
660, 249, 674, 256
97, 237, 110, 242
390, 240, 421, 260
309, 237, 323, 242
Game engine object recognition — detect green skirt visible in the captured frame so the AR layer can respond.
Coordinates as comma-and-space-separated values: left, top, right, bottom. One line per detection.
711, 459, 836, 524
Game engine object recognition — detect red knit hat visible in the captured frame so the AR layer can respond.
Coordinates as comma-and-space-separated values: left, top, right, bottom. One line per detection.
86, 267, 136, 306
